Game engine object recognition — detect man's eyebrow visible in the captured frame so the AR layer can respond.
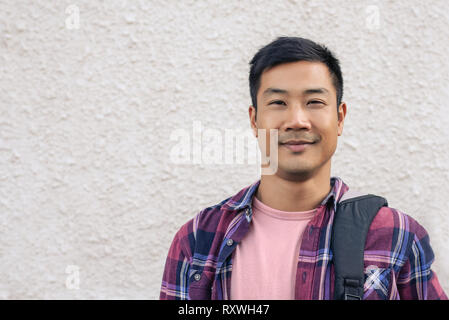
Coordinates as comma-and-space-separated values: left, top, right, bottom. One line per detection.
262, 87, 289, 97
262, 87, 329, 97
303, 87, 329, 95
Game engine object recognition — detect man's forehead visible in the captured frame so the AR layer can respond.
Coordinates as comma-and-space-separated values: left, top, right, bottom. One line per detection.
259, 61, 334, 94
263, 60, 331, 78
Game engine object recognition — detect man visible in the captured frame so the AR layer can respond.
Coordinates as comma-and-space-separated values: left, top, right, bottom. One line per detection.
160, 37, 447, 300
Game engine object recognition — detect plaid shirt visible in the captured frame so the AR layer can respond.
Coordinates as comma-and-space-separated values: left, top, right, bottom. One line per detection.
160, 176, 447, 300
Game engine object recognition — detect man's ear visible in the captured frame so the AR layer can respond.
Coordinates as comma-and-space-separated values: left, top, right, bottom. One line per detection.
249, 105, 258, 137
337, 102, 347, 136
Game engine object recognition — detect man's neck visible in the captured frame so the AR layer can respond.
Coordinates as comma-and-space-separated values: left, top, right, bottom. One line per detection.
255, 169, 332, 212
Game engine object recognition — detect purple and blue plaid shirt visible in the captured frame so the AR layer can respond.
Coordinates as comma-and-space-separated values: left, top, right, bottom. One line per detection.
160, 176, 447, 300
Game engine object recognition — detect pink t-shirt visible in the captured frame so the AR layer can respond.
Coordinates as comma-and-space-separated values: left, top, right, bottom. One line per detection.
230, 195, 318, 300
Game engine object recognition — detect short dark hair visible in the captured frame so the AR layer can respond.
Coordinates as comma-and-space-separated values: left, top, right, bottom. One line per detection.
249, 36, 343, 113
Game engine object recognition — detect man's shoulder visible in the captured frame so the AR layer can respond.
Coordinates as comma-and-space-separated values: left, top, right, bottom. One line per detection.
173, 182, 256, 244
181, 181, 259, 232
365, 205, 432, 264
370, 206, 428, 237
170, 193, 250, 262
192, 196, 238, 231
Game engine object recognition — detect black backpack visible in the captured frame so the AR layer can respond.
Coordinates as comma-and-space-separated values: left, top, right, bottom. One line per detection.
331, 190, 388, 300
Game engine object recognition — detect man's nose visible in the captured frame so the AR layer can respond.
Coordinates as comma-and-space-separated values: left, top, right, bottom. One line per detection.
283, 105, 312, 130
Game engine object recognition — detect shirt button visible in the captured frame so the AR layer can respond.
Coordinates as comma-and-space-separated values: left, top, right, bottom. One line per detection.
245, 209, 250, 216
226, 239, 234, 246
194, 273, 201, 281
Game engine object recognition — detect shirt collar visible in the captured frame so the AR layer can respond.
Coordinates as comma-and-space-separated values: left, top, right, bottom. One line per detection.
221, 176, 348, 217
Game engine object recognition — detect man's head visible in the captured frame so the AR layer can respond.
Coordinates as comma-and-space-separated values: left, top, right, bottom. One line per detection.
250, 36, 344, 118
248, 37, 347, 180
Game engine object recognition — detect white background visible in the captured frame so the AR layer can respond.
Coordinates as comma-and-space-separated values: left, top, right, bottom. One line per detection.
1, 0, 448, 299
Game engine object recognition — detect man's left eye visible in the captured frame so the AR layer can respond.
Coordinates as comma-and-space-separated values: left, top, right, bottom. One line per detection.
309, 100, 323, 105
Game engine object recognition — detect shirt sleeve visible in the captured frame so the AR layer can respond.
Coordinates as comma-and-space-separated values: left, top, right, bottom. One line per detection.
396, 218, 448, 300
160, 221, 193, 300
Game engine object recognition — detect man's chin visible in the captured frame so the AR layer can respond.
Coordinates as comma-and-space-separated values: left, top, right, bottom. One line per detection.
275, 165, 315, 180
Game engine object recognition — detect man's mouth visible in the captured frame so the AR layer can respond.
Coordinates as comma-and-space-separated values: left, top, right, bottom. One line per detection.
281, 140, 315, 145
280, 140, 315, 152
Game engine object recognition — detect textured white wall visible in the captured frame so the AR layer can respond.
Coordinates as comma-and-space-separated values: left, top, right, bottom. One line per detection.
1, 0, 448, 299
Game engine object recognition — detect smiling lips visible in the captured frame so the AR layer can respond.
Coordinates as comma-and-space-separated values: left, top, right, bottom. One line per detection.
282, 140, 314, 145
281, 140, 315, 152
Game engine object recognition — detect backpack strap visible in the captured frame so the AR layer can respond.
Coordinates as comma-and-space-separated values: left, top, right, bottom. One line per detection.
331, 190, 388, 300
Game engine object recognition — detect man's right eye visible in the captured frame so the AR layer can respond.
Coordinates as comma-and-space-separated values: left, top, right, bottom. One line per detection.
269, 100, 286, 105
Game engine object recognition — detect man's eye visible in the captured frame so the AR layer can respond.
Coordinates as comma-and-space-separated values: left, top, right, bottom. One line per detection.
269, 100, 285, 105
309, 100, 324, 105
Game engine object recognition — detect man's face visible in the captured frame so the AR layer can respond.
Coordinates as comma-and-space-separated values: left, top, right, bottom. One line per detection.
249, 61, 346, 180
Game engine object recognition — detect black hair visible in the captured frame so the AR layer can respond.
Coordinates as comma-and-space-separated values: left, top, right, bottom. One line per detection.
249, 36, 343, 113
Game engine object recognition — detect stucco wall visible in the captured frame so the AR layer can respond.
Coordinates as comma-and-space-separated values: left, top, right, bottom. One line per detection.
1, 0, 448, 299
